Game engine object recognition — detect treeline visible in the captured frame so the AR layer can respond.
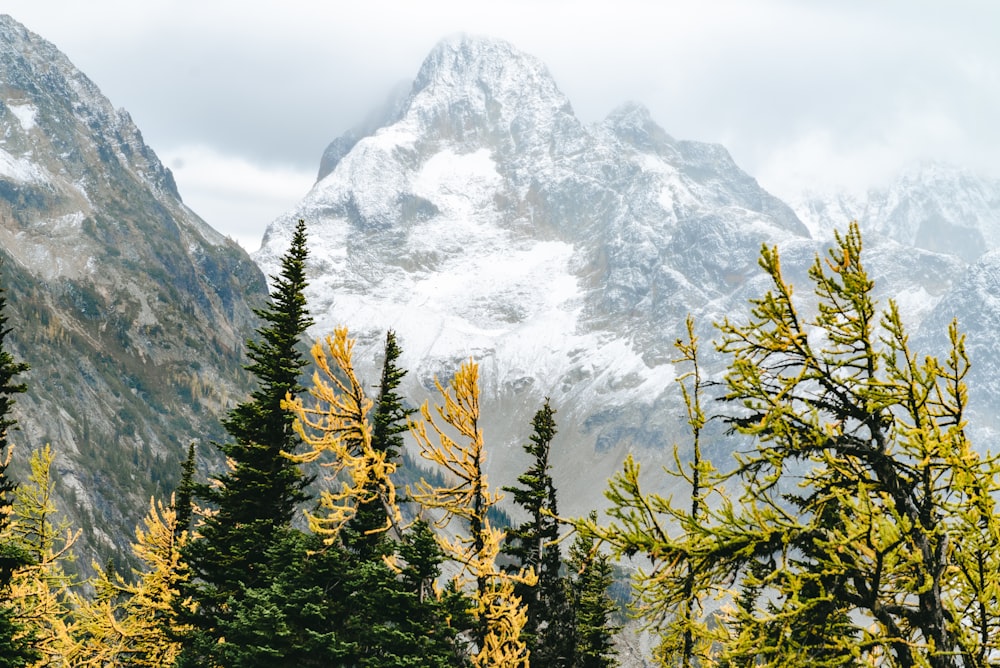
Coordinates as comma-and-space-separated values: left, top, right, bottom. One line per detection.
0, 221, 618, 667
4, 220, 1000, 667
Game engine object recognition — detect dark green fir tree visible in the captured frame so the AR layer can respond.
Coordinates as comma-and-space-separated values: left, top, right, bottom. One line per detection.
502, 400, 574, 666
567, 515, 619, 668
172, 442, 196, 538
178, 219, 314, 664
0, 269, 40, 667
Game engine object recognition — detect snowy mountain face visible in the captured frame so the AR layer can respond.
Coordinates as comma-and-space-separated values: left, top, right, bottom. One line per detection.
258, 35, 948, 510
794, 164, 1000, 443
0, 15, 265, 568
793, 164, 1000, 262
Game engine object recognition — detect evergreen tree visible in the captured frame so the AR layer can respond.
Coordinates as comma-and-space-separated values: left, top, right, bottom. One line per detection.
502, 400, 573, 666
286, 328, 466, 667
180, 219, 313, 661
566, 516, 619, 668
0, 271, 38, 667
214, 217, 314, 528
173, 442, 196, 538
0, 269, 28, 541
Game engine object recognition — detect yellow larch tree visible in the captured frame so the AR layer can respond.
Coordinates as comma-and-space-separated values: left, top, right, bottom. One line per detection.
283, 326, 403, 542
409, 360, 536, 668
8, 444, 78, 667
69, 495, 190, 667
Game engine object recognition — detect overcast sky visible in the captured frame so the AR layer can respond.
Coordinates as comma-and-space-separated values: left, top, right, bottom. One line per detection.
6, 1, 999, 250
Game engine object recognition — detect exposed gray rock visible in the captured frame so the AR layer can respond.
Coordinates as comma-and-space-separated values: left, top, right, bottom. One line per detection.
0, 14, 265, 570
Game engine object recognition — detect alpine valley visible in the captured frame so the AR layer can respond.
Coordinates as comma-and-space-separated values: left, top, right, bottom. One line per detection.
3, 14, 1000, 584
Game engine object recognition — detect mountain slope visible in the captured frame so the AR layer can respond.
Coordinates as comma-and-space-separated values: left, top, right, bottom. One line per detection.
0, 14, 266, 568
256, 36, 986, 518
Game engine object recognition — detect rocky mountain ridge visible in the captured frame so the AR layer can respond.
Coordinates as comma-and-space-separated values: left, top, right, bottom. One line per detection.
0, 14, 266, 568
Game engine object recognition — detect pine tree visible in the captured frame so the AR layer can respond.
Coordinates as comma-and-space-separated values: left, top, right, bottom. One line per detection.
0, 268, 28, 544
566, 522, 618, 668
180, 219, 313, 661
214, 217, 314, 528
173, 442, 196, 538
502, 399, 573, 665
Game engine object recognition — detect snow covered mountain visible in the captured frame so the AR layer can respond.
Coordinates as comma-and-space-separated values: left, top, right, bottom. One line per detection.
793, 163, 1000, 262
0, 15, 265, 567
255, 36, 975, 510
793, 163, 1000, 442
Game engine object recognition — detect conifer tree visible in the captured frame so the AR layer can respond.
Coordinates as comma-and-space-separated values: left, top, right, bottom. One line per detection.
409, 360, 536, 667
180, 219, 313, 660
173, 442, 196, 538
0, 272, 38, 667
502, 399, 573, 665
0, 269, 28, 545
70, 496, 189, 666
8, 445, 78, 666
579, 223, 1000, 666
213, 217, 313, 528
285, 327, 403, 542
286, 328, 465, 666
566, 521, 618, 668
343, 330, 414, 558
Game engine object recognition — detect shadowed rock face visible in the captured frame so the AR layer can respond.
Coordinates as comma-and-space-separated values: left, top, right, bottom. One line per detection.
0, 14, 267, 571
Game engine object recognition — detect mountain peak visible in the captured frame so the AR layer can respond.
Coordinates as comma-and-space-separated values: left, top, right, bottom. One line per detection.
400, 34, 576, 147
603, 102, 676, 154
413, 34, 548, 90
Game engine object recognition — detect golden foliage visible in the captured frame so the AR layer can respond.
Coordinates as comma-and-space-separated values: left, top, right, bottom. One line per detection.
284, 326, 403, 540
68, 495, 190, 667
408, 360, 535, 666
8, 444, 79, 667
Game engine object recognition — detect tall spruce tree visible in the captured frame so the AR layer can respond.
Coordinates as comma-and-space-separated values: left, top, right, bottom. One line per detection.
283, 327, 467, 667
502, 399, 573, 666
0, 271, 39, 667
566, 519, 619, 668
180, 219, 313, 661
173, 442, 196, 539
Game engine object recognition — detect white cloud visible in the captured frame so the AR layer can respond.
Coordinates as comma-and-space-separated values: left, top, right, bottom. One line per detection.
4, 0, 999, 239
161, 146, 314, 251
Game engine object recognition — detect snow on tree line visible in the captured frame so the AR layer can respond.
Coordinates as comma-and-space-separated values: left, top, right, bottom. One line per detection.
2, 219, 999, 667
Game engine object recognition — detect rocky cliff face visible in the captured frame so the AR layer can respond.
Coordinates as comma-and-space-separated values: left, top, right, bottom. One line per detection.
0, 15, 266, 568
